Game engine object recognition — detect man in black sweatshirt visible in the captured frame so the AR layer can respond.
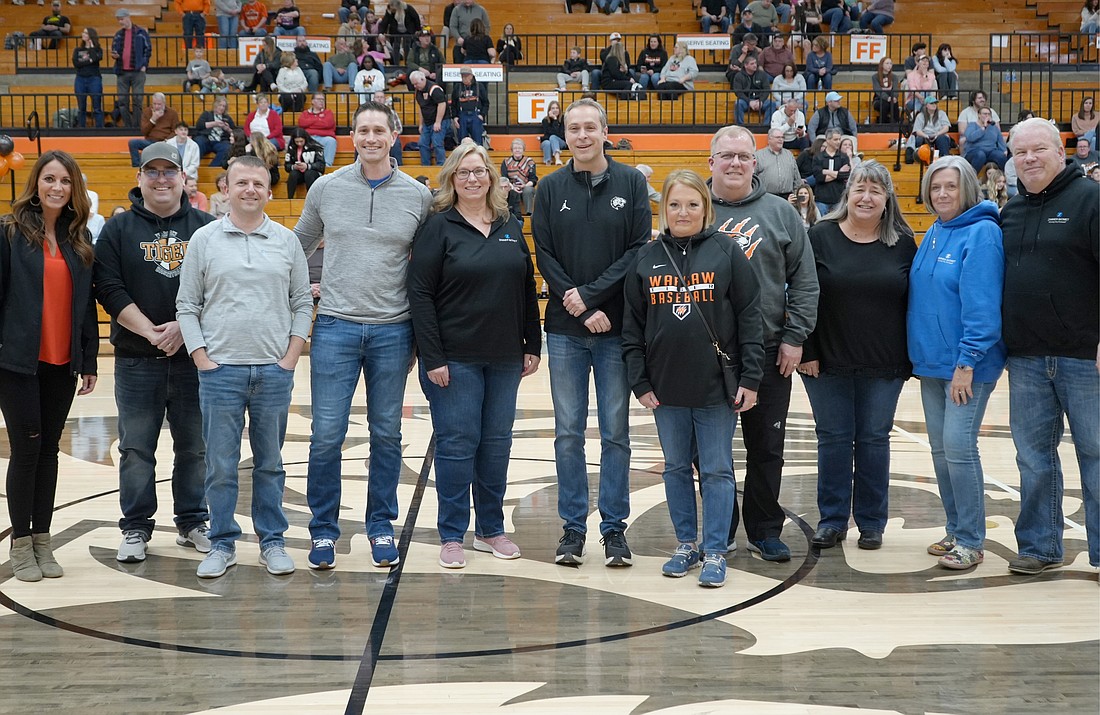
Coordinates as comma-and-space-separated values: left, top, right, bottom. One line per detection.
532, 98, 650, 568
94, 142, 215, 565
1000, 118, 1100, 576
708, 124, 818, 562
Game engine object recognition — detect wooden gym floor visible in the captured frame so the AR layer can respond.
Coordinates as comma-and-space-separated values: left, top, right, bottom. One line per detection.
0, 354, 1097, 714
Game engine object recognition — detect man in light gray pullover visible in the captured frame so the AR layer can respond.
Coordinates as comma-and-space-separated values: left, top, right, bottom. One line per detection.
295, 100, 433, 571
176, 155, 313, 579
448, 0, 490, 48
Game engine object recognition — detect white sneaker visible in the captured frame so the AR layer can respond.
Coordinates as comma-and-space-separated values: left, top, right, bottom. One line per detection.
176, 525, 212, 553
116, 531, 148, 562
196, 550, 237, 578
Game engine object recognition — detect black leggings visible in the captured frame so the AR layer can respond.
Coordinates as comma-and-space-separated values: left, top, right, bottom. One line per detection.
286, 168, 321, 198
0, 363, 77, 537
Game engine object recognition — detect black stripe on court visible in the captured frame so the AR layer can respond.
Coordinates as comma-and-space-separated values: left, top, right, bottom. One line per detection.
344, 433, 436, 715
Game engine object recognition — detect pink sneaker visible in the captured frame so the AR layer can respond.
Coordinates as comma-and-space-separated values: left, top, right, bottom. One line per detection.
439, 542, 466, 569
473, 535, 521, 560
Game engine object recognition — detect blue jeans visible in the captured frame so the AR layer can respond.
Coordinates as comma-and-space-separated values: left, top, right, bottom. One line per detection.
541, 135, 565, 163
322, 60, 358, 89
74, 75, 104, 128
1008, 356, 1100, 567
274, 26, 307, 36
803, 373, 905, 532
306, 317, 414, 542
456, 112, 484, 146
314, 135, 337, 166
217, 14, 239, 48
655, 403, 737, 554
822, 6, 852, 32
194, 135, 230, 167
198, 364, 293, 554
806, 70, 833, 90
128, 139, 155, 167
547, 332, 631, 535
114, 356, 207, 539
860, 12, 893, 33
735, 98, 776, 124
419, 124, 446, 165
701, 16, 732, 33
338, 5, 368, 22
419, 361, 522, 543
919, 376, 997, 550
964, 148, 1008, 172
182, 12, 207, 49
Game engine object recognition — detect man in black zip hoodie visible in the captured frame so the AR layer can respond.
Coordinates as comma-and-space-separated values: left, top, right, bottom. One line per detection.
1000, 118, 1100, 576
532, 98, 650, 567
708, 124, 818, 562
94, 142, 216, 564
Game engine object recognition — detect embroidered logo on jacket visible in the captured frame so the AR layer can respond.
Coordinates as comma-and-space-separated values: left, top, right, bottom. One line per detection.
672, 304, 691, 320
610, 196, 626, 210
559, 200, 571, 212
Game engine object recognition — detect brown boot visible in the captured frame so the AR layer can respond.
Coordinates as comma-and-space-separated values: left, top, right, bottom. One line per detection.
10, 536, 43, 582
31, 533, 63, 578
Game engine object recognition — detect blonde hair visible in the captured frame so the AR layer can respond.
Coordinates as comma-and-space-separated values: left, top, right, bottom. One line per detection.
432, 143, 511, 221
658, 169, 715, 234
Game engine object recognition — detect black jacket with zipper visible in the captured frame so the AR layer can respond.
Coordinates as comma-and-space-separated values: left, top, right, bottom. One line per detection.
1000, 166, 1099, 359
93, 188, 214, 358
0, 217, 98, 376
622, 228, 764, 407
531, 156, 651, 337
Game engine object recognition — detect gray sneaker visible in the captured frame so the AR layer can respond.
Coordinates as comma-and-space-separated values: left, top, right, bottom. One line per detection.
176, 525, 212, 553
260, 545, 295, 575
116, 531, 148, 563
197, 550, 237, 578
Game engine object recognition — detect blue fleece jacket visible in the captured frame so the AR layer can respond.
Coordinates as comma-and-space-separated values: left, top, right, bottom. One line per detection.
907, 200, 1006, 382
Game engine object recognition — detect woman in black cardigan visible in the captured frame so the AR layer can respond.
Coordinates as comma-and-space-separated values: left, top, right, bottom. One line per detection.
0, 150, 98, 582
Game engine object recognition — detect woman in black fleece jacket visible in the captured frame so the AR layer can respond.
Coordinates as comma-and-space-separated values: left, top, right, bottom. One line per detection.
622, 170, 764, 588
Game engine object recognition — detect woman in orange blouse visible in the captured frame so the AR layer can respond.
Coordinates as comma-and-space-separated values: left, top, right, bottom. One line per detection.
0, 150, 98, 582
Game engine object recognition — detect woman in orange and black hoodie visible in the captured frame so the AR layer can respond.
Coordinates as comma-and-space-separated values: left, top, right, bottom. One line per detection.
622, 169, 764, 588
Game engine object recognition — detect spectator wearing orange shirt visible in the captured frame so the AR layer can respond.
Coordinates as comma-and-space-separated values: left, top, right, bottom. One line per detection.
240, 0, 269, 37
177, 0, 211, 50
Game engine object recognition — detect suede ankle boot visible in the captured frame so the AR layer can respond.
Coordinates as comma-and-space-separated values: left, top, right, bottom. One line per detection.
10, 536, 43, 582
32, 533, 63, 578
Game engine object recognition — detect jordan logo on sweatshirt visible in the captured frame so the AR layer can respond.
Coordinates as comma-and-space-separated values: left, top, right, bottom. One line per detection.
715, 216, 763, 259
139, 230, 189, 278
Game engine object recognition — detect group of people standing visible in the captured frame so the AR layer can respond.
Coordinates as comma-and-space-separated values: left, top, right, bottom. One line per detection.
2, 102, 1096, 587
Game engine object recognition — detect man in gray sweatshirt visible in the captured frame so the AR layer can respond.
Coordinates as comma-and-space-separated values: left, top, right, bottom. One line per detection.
295, 100, 433, 571
177, 155, 313, 579
708, 124, 818, 562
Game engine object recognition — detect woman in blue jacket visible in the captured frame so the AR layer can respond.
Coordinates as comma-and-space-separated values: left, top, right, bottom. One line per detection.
907, 155, 1005, 571
0, 151, 98, 582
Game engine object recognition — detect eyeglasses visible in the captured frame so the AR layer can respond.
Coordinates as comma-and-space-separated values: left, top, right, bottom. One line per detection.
141, 169, 180, 180
711, 152, 755, 165
455, 167, 489, 180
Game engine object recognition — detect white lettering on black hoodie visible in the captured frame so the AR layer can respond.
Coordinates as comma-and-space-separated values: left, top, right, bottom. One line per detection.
623, 228, 765, 408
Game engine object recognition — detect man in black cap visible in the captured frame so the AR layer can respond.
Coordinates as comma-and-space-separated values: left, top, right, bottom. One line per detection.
94, 142, 215, 565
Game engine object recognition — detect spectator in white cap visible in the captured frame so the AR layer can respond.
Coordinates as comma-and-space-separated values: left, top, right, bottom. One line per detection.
807, 91, 858, 140
590, 32, 632, 91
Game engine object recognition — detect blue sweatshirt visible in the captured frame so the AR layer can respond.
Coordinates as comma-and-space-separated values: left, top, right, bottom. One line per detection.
907, 200, 1006, 382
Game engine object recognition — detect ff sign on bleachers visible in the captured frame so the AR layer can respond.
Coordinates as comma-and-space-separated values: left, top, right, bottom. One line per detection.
849, 35, 887, 64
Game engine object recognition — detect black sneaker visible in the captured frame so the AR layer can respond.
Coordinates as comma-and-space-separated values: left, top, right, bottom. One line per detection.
555, 528, 586, 565
601, 529, 633, 567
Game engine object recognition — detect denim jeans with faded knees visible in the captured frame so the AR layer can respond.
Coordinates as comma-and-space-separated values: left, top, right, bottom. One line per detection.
655, 403, 737, 554
306, 317, 414, 542
198, 363, 294, 554
1008, 355, 1100, 567
919, 376, 996, 551
546, 332, 631, 536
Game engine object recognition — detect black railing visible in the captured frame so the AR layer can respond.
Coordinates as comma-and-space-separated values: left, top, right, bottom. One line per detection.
0, 87, 921, 136
12, 32, 934, 75
987, 31, 1099, 71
